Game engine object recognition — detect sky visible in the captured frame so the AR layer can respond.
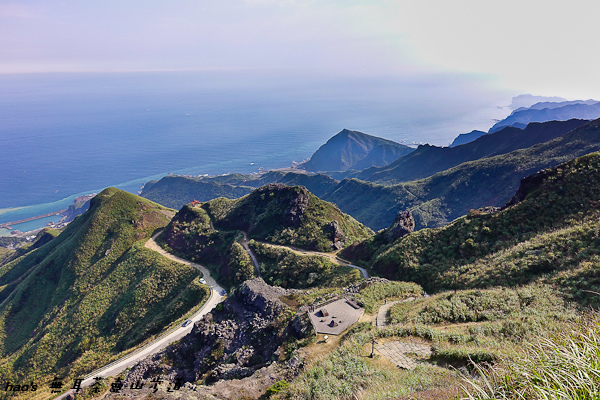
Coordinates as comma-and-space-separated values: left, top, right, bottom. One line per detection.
1, 0, 599, 99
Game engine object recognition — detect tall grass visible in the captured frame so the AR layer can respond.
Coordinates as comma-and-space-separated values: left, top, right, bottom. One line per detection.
355, 281, 422, 313
462, 314, 600, 399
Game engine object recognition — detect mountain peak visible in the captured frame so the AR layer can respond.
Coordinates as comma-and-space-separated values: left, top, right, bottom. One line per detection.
302, 129, 413, 172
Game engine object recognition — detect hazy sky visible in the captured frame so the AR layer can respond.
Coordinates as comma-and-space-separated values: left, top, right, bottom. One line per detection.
1, 0, 599, 99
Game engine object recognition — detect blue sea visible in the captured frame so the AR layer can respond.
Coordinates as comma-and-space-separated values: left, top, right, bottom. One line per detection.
0, 71, 511, 231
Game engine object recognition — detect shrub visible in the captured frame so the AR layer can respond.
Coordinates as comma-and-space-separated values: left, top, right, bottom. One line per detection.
266, 380, 290, 397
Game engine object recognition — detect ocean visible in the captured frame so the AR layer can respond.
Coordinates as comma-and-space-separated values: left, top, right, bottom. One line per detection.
0, 71, 511, 231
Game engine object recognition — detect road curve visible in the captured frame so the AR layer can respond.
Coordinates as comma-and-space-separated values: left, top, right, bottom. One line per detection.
239, 231, 261, 277
248, 238, 369, 279
54, 232, 224, 399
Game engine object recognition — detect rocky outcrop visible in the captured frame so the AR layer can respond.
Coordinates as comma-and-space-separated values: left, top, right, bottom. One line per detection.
236, 278, 289, 317
281, 185, 310, 228
504, 168, 552, 208
61, 194, 95, 222
325, 220, 346, 250
384, 210, 415, 243
110, 279, 312, 400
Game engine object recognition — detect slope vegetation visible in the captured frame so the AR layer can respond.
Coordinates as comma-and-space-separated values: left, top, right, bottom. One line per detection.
325, 118, 600, 230
158, 184, 373, 288
0, 188, 208, 389
346, 150, 600, 306
142, 171, 339, 210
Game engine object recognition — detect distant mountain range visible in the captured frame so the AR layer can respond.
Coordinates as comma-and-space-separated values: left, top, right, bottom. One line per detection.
301, 129, 413, 172
325, 118, 600, 230
341, 147, 600, 303
142, 171, 339, 210
356, 119, 588, 184
141, 118, 600, 232
509, 94, 568, 109
489, 100, 600, 133
449, 130, 487, 147
511, 99, 599, 114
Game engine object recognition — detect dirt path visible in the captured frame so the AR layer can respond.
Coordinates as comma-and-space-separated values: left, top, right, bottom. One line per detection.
54, 232, 225, 400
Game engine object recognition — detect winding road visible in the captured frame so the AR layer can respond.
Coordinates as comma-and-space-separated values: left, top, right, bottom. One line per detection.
243, 235, 369, 279
54, 231, 369, 399
53, 232, 225, 400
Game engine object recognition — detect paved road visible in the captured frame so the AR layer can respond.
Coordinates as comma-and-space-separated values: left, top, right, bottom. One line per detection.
346, 263, 369, 279
239, 231, 261, 277
249, 238, 369, 279
376, 300, 401, 327
54, 232, 225, 399
376, 297, 415, 327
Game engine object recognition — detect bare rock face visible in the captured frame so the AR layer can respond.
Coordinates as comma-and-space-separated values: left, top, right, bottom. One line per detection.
384, 210, 415, 243
325, 220, 346, 250
282, 186, 310, 228
504, 168, 551, 208
236, 278, 289, 318
111, 279, 312, 400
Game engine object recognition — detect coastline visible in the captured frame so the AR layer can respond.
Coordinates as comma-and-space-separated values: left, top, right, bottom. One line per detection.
0, 209, 67, 230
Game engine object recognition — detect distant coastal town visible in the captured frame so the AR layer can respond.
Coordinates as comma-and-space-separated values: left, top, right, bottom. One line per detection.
1, 194, 96, 238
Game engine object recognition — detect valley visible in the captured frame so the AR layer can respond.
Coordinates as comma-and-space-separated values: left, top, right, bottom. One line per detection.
1, 111, 600, 400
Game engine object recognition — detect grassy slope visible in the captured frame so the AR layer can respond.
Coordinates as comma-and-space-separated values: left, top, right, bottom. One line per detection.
141, 175, 254, 209
325, 118, 600, 230
157, 203, 255, 289
203, 185, 373, 251
278, 283, 586, 400
141, 171, 339, 210
248, 241, 361, 289
0, 228, 60, 267
0, 188, 209, 387
348, 150, 600, 307
158, 184, 372, 289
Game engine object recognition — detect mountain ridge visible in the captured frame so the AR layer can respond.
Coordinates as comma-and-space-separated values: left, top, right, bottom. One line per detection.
301, 129, 413, 172
357, 119, 588, 185
490, 101, 600, 133
324, 118, 600, 230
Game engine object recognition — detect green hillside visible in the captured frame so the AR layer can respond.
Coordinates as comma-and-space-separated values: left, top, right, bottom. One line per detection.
141, 171, 339, 210
157, 184, 373, 288
325, 118, 600, 230
345, 150, 600, 306
204, 184, 373, 251
0, 188, 209, 389
248, 240, 361, 289
141, 175, 254, 209
157, 202, 256, 288
0, 228, 60, 267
